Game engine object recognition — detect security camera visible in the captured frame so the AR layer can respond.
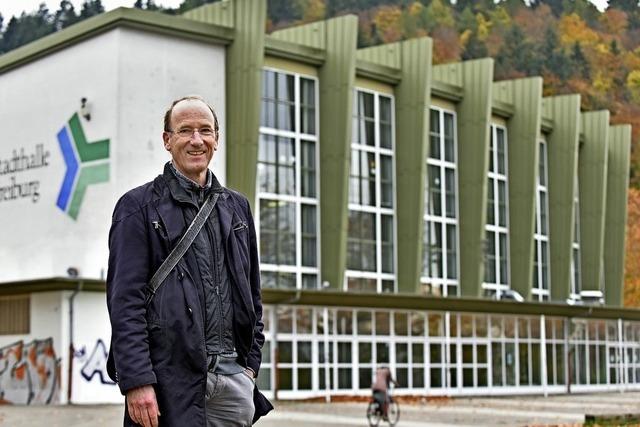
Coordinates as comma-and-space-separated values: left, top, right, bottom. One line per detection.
67, 267, 79, 278
80, 97, 91, 121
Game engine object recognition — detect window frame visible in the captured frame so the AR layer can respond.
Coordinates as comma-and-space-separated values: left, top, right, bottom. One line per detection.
532, 138, 550, 301
421, 106, 460, 297
258, 67, 321, 290
345, 87, 397, 293
483, 124, 511, 298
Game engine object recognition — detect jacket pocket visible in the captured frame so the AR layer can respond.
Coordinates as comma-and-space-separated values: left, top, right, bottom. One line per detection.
147, 319, 170, 366
232, 220, 248, 232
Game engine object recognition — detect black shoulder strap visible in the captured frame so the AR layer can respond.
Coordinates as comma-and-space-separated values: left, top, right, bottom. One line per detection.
146, 192, 220, 303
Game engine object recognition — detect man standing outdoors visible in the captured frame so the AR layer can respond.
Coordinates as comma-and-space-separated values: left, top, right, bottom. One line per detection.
106, 95, 272, 426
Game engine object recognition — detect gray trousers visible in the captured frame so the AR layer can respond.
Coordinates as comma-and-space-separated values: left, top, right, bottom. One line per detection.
205, 371, 255, 427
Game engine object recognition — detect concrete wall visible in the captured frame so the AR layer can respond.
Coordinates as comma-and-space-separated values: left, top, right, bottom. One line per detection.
0, 291, 121, 405
0, 292, 64, 404
0, 28, 226, 283
70, 291, 122, 404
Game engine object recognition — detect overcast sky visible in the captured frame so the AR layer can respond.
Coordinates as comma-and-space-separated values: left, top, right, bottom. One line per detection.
0, 0, 611, 22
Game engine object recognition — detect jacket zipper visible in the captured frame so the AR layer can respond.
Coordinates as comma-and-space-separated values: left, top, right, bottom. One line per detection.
212, 219, 224, 353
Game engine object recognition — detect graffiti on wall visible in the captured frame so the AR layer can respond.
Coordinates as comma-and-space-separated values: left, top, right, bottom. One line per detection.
0, 338, 60, 404
74, 339, 115, 385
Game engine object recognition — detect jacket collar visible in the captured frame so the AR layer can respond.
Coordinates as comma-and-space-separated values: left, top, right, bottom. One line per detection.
169, 161, 215, 189
162, 162, 224, 207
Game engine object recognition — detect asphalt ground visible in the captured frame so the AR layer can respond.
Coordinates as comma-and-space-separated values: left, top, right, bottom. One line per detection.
1, 391, 640, 426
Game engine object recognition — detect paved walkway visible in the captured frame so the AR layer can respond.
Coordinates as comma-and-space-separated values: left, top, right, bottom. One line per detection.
1, 391, 640, 426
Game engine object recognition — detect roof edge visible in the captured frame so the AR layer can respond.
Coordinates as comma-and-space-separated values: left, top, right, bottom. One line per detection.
262, 289, 640, 320
0, 7, 234, 75
0, 277, 105, 295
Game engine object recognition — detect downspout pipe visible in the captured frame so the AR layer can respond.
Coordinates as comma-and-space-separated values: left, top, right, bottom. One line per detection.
67, 279, 84, 404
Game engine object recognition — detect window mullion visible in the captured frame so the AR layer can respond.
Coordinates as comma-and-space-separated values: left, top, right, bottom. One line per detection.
294, 75, 302, 288
374, 94, 382, 291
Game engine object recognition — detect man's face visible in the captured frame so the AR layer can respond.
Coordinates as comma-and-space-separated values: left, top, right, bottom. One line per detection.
162, 99, 218, 185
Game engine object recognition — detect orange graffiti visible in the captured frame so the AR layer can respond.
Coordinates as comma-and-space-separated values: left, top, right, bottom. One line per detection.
13, 364, 26, 381
0, 338, 60, 405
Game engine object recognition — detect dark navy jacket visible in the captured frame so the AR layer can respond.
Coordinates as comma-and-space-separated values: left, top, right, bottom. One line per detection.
106, 166, 272, 426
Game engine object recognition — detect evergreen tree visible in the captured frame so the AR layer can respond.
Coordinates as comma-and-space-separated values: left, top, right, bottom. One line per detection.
134, 0, 144, 8
462, 33, 487, 60
452, 0, 475, 12
177, 0, 211, 14
611, 39, 621, 55
570, 42, 590, 79
456, 5, 476, 32
496, 25, 539, 77
0, 13, 4, 54
565, 0, 600, 26
144, 0, 161, 11
268, 0, 304, 23
540, 27, 570, 81
608, 0, 639, 13
79, 0, 105, 19
0, 5, 55, 53
54, 0, 79, 30
535, 0, 565, 17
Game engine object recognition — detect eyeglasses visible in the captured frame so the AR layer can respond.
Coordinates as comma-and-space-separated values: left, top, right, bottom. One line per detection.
168, 127, 216, 138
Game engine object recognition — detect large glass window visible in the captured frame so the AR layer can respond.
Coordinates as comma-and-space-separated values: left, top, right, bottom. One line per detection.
422, 107, 459, 297
346, 90, 395, 293
483, 125, 510, 298
260, 305, 640, 398
570, 175, 582, 301
532, 139, 550, 301
258, 69, 319, 290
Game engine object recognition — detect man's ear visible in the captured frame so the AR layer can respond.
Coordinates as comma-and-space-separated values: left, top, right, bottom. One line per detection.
162, 132, 172, 151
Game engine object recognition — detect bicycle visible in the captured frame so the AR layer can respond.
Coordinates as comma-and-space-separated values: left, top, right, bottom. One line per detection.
366, 391, 400, 427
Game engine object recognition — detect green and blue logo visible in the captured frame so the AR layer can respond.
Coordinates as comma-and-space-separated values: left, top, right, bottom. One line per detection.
56, 113, 110, 220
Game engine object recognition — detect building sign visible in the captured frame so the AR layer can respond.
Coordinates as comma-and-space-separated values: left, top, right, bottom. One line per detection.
0, 112, 110, 221
56, 113, 110, 220
0, 144, 51, 204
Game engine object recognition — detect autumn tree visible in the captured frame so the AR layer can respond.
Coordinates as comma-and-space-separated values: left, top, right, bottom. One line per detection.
599, 8, 629, 34
373, 5, 403, 43
424, 0, 455, 32
624, 188, 640, 307
403, 1, 428, 38
513, 3, 554, 43
558, 13, 600, 48
302, 0, 326, 22
626, 69, 640, 104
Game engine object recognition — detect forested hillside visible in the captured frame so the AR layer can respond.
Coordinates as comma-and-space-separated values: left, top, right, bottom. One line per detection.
2, 0, 640, 305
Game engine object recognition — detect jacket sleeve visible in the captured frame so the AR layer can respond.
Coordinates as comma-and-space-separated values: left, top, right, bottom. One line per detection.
106, 193, 157, 394
244, 196, 265, 375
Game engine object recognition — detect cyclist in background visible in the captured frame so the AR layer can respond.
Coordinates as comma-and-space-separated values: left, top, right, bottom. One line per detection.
371, 366, 398, 420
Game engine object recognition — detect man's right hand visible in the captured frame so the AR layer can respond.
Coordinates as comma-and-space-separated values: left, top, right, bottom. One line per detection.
127, 385, 161, 427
